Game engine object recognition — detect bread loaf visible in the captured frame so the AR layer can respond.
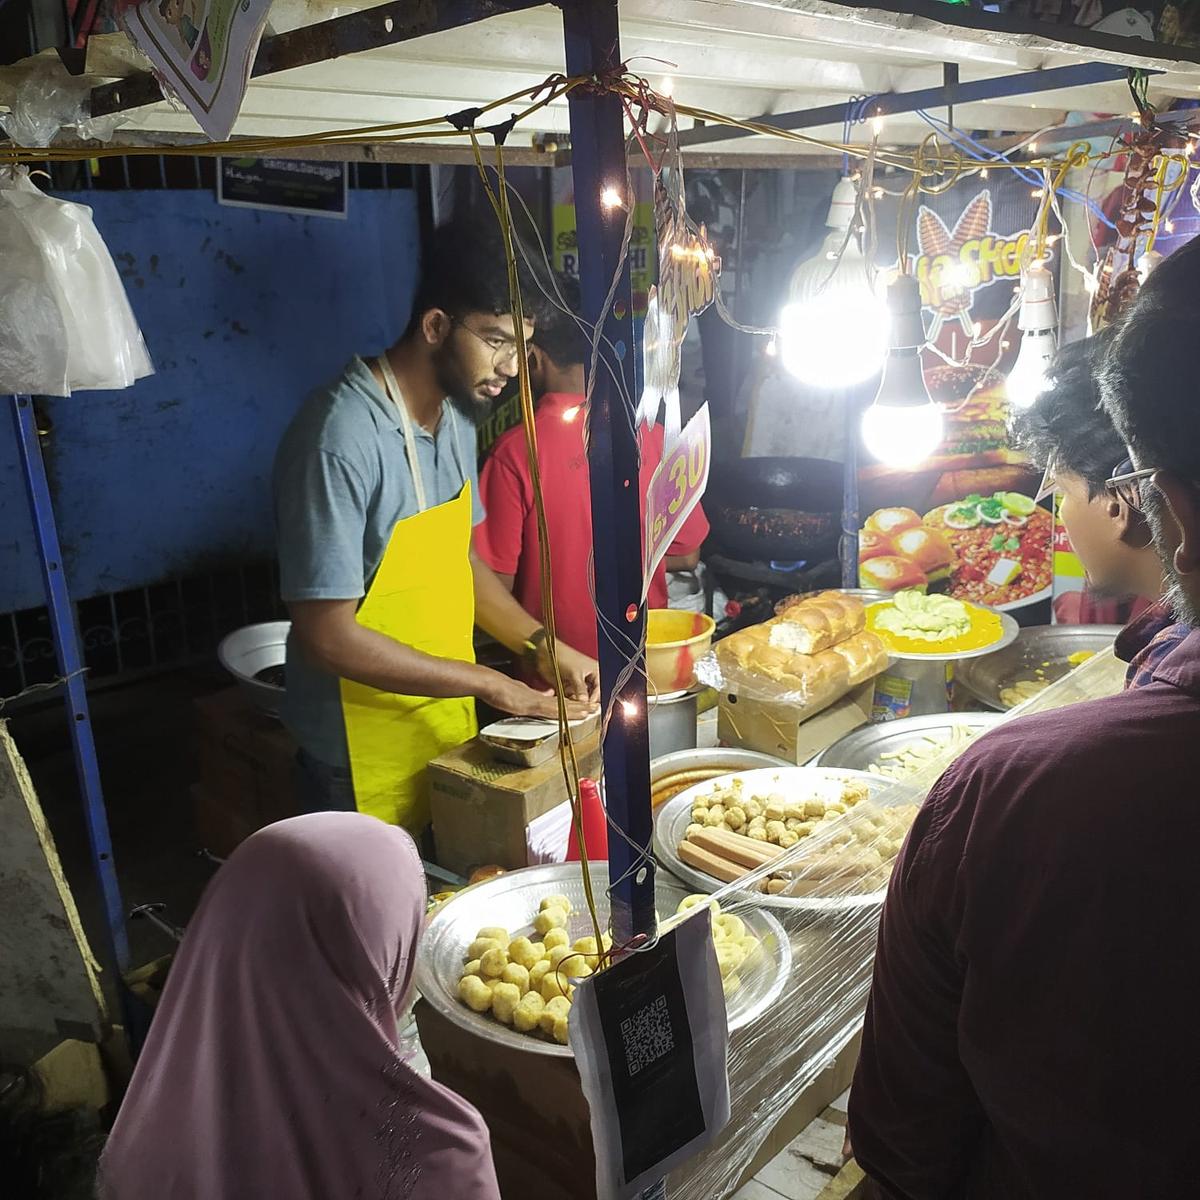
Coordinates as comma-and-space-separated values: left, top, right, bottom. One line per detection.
769, 594, 865, 654
812, 647, 851, 695
825, 629, 889, 686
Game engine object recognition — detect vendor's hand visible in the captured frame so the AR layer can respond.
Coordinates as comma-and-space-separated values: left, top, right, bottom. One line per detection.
482, 674, 595, 723
535, 641, 601, 705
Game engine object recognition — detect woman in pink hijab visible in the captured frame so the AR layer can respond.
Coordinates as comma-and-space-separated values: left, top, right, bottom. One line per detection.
98, 812, 500, 1200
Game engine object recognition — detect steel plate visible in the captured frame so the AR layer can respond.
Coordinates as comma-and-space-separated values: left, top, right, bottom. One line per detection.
653, 766, 892, 911
414, 863, 791, 1057
866, 601, 1020, 664
650, 747, 791, 784
954, 624, 1122, 711
811, 712, 1006, 774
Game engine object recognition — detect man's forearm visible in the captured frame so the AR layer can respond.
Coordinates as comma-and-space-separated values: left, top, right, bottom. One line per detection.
471, 550, 541, 652
302, 619, 498, 700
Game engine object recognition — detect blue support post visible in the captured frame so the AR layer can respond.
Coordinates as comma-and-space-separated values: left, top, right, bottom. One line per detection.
9, 395, 130, 973
561, 0, 656, 947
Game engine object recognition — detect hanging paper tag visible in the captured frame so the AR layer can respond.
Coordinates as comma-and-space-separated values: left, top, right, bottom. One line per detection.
124, 0, 274, 142
569, 910, 730, 1199
642, 402, 711, 601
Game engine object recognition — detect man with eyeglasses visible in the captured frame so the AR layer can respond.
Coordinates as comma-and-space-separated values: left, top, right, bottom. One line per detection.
1011, 332, 1188, 688
273, 220, 599, 828
848, 246, 1200, 1196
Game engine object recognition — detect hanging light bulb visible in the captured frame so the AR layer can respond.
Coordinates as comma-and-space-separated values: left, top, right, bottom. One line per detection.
1005, 262, 1057, 410
861, 275, 943, 468
778, 176, 888, 389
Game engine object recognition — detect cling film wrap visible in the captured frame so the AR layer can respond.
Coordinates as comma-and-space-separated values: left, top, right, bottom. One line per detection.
661, 647, 1125, 1197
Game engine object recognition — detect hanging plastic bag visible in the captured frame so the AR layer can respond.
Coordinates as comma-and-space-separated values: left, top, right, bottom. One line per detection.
0, 167, 153, 396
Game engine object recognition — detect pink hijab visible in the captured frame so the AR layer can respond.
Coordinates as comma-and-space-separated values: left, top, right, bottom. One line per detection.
99, 813, 499, 1200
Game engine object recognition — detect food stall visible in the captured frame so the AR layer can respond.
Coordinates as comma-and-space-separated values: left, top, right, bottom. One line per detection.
5, 0, 1200, 1195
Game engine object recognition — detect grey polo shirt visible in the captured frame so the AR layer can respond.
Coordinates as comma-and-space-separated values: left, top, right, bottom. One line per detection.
273, 356, 484, 769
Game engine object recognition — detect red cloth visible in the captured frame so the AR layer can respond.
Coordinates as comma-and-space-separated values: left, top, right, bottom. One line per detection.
475, 392, 710, 660
848, 630, 1200, 1199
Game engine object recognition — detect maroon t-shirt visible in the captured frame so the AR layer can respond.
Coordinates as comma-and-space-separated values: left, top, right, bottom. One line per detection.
849, 629, 1200, 1199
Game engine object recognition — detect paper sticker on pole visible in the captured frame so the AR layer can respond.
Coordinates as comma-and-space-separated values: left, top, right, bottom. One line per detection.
643, 403, 711, 601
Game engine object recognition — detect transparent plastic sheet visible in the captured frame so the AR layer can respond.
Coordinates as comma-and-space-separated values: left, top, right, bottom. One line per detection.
0, 167, 153, 396
660, 648, 1127, 1198
0, 51, 125, 146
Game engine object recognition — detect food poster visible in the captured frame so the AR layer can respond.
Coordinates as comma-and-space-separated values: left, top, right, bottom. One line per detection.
125, 0, 273, 141
857, 173, 1053, 615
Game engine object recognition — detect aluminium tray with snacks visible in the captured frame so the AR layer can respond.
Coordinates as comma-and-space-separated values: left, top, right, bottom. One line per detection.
811, 712, 1007, 774
414, 862, 790, 1057
653, 766, 895, 912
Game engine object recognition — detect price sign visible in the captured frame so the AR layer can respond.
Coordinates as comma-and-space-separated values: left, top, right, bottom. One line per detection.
642, 403, 710, 601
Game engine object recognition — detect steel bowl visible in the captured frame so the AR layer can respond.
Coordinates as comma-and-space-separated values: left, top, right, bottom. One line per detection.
414, 862, 791, 1057
217, 621, 290, 716
953, 624, 1122, 711
811, 712, 1006, 775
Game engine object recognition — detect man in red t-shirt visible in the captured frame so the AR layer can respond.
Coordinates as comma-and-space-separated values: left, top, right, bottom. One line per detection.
475, 279, 709, 668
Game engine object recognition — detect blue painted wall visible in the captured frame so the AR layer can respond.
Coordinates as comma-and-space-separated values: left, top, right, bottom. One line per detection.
0, 188, 419, 613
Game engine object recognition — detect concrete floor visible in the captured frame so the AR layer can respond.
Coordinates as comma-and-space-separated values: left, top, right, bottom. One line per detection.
7, 666, 226, 982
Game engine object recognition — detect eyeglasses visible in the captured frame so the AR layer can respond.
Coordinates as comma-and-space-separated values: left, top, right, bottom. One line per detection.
1105, 456, 1157, 513
452, 318, 522, 369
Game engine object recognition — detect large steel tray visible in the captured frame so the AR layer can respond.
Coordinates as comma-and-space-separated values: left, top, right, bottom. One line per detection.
653, 766, 891, 912
953, 624, 1122, 710
414, 862, 790, 1057
811, 712, 1006, 774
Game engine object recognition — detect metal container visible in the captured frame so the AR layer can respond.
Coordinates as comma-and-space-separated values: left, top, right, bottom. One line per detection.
217, 621, 290, 716
414, 862, 791, 1057
954, 624, 1122, 711
653, 766, 888, 911
479, 714, 600, 767
811, 712, 1006, 775
650, 747, 790, 785
647, 689, 700, 758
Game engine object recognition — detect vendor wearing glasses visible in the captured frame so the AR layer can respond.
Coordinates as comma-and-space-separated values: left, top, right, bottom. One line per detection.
1012, 331, 1188, 688
273, 221, 599, 831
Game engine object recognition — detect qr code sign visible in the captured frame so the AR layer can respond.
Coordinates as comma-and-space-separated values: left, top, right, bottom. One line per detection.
620, 994, 674, 1076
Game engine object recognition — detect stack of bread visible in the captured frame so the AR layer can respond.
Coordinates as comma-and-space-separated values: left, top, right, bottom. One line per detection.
714, 590, 889, 709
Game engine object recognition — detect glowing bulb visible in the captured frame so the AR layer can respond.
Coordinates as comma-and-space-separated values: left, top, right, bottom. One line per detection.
778, 177, 888, 389
1028, 141, 1039, 154
1187, 141, 1195, 157
562, 405, 581, 422
1005, 263, 1057, 410
766, 334, 778, 358
1166, 219, 1176, 234
621, 699, 639, 718
860, 275, 943, 468
600, 186, 623, 210
981, 167, 989, 180
660, 76, 675, 98
871, 115, 883, 137
1031, 188, 1044, 198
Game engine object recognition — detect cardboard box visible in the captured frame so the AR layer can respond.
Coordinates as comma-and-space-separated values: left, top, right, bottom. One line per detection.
192, 688, 299, 854
718, 682, 875, 764
428, 731, 603, 874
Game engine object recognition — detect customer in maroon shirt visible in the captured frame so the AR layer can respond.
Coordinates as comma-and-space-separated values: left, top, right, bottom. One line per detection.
1011, 332, 1187, 687
475, 276, 709, 668
849, 244, 1200, 1198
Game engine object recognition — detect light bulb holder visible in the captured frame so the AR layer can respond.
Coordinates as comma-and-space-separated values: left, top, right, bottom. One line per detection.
884, 274, 927, 351
1017, 264, 1056, 334
825, 175, 859, 232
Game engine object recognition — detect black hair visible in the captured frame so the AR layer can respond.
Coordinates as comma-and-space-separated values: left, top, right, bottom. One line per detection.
531, 274, 589, 368
1010, 328, 1124, 499
1099, 235, 1200, 478
403, 220, 529, 337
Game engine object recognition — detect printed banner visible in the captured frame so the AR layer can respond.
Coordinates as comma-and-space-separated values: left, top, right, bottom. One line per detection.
857, 173, 1052, 615
125, 0, 272, 141
643, 403, 710, 600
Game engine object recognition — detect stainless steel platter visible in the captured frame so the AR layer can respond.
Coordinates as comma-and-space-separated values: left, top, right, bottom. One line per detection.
953, 624, 1122, 711
414, 862, 791, 1057
217, 620, 290, 715
866, 601, 1021, 664
650, 747, 791, 785
811, 712, 1006, 774
653, 766, 891, 912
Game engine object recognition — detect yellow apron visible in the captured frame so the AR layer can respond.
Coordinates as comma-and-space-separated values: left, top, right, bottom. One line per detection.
339, 358, 477, 830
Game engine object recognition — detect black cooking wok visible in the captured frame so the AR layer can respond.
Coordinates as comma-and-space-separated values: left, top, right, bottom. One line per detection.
706, 456, 844, 561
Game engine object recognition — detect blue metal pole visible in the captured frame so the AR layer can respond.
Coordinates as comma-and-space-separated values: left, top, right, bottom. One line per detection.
561, 0, 656, 948
9, 395, 131, 973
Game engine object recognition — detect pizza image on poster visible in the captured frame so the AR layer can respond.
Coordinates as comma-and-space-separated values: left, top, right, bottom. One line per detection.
857, 175, 1052, 612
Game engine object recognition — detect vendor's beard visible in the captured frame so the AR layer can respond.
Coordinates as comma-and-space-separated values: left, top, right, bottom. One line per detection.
1144, 488, 1200, 628
432, 345, 492, 424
